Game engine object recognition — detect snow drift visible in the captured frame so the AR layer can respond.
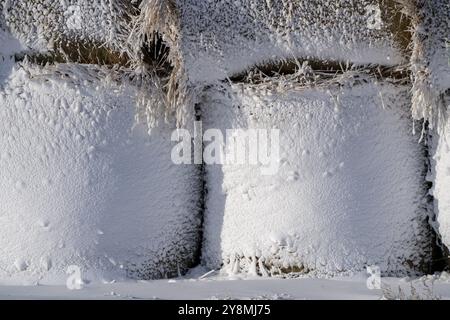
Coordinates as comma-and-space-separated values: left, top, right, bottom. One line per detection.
0, 62, 202, 283
201, 75, 431, 276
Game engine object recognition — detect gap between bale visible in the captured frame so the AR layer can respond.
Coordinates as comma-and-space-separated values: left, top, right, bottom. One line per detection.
384, 0, 413, 56
128, 0, 188, 125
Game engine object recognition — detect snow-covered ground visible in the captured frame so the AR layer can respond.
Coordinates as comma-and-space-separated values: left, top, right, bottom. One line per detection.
1, 267, 450, 300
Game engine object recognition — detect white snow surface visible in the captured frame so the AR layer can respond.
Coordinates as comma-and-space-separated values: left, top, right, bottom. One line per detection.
177, 0, 407, 83
201, 77, 430, 276
0, 62, 202, 284
0, 267, 449, 300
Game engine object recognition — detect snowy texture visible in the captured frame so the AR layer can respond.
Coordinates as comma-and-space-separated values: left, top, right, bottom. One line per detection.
429, 93, 450, 249
0, 62, 202, 283
401, 0, 450, 125
201, 76, 430, 276
176, 0, 408, 83
1, 0, 136, 55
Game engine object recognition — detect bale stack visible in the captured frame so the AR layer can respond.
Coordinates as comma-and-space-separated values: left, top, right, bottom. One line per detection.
1, 0, 448, 280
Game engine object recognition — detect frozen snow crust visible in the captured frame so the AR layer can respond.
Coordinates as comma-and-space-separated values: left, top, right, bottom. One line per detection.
177, 0, 408, 83
0, 62, 202, 283
201, 76, 431, 276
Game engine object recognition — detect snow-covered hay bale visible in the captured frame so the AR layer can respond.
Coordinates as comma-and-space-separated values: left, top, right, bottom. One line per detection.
177, 0, 410, 83
1, 0, 135, 62
0, 62, 202, 283
399, 0, 450, 125
201, 75, 431, 276
429, 93, 450, 250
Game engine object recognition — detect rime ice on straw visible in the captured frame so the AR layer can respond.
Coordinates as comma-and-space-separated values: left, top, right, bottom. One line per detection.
0, 62, 202, 283
201, 75, 431, 276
